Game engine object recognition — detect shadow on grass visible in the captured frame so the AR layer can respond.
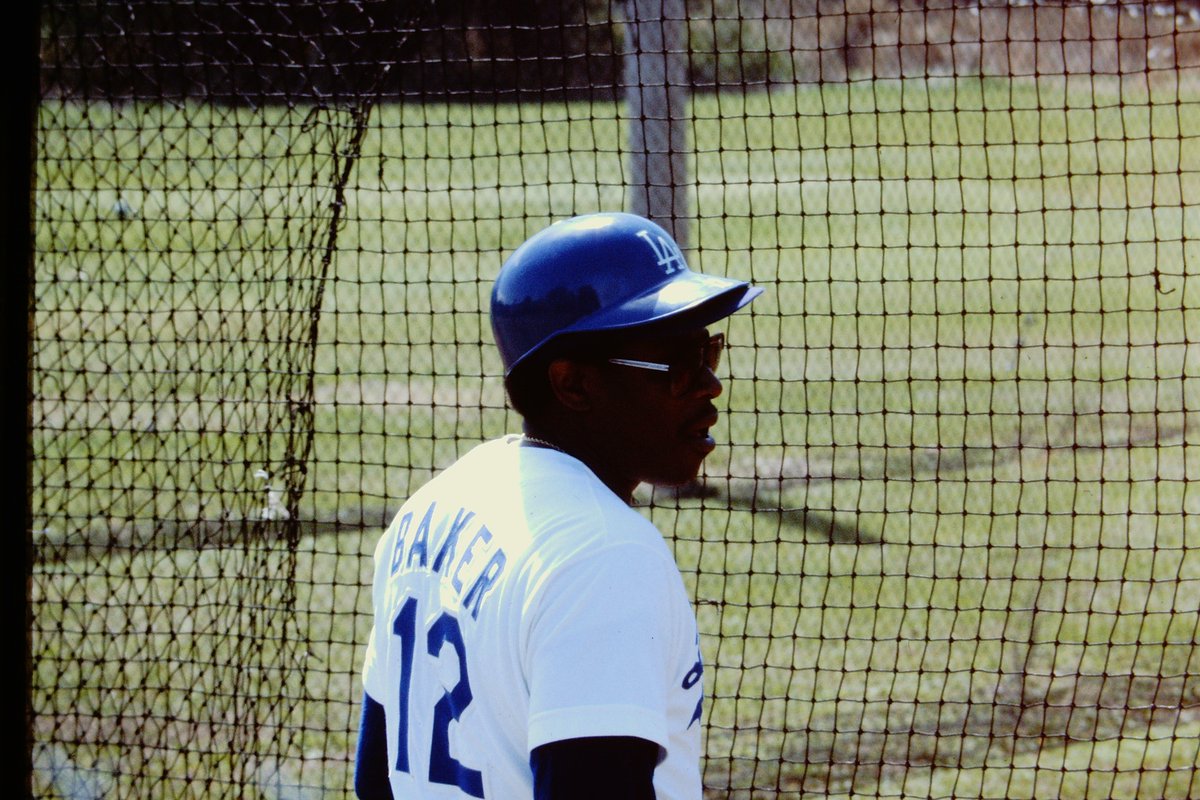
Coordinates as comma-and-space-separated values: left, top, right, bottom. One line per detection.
703, 669, 1200, 799
655, 478, 878, 544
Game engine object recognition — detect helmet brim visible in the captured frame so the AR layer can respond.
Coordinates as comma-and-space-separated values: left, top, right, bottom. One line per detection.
506, 271, 761, 374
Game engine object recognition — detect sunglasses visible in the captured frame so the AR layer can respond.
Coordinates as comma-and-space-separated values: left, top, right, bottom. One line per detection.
606, 333, 725, 396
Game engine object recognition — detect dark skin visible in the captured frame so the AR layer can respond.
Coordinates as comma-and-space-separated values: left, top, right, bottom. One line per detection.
531, 736, 659, 800
524, 326, 724, 504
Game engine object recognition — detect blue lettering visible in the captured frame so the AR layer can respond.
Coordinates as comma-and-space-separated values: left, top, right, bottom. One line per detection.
432, 508, 475, 575
407, 502, 436, 569
689, 697, 703, 728
451, 526, 492, 594
388, 509, 509, 619
463, 550, 507, 619
388, 512, 413, 575
683, 646, 704, 728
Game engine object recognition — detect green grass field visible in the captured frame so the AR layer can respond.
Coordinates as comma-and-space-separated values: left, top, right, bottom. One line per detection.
32, 74, 1200, 798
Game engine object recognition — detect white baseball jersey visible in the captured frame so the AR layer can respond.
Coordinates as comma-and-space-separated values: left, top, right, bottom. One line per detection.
361, 435, 704, 799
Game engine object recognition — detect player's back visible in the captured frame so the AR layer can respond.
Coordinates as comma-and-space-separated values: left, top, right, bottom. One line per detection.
362, 435, 703, 799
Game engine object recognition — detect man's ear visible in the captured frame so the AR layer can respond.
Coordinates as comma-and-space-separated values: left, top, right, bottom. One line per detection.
546, 358, 596, 412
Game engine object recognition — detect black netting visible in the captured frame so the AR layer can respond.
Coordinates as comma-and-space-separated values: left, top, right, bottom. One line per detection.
32, 2, 1199, 798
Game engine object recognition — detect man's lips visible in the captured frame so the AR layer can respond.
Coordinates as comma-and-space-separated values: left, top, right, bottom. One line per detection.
685, 410, 720, 440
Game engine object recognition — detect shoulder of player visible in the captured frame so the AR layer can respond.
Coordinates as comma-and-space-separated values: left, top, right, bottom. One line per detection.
515, 534, 694, 656
522, 525, 685, 608
531, 479, 666, 549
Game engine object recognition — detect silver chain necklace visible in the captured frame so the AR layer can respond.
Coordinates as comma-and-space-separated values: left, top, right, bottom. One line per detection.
521, 434, 566, 454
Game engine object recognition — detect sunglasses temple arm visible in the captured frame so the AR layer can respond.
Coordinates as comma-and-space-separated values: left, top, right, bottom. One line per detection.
606, 358, 672, 372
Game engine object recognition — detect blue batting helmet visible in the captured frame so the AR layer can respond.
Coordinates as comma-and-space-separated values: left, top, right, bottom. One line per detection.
491, 212, 762, 375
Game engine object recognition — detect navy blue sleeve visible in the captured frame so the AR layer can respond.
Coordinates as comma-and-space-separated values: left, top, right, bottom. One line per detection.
530, 736, 658, 800
355, 692, 393, 800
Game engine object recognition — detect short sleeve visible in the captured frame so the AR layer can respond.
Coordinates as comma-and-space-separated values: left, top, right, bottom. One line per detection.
523, 542, 688, 753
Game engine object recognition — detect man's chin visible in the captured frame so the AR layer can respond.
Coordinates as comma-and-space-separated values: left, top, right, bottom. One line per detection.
646, 460, 709, 490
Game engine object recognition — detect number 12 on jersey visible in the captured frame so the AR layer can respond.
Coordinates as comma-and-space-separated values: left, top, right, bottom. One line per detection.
392, 596, 484, 798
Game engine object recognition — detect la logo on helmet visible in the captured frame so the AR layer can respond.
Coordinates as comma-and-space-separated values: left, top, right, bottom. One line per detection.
636, 229, 687, 275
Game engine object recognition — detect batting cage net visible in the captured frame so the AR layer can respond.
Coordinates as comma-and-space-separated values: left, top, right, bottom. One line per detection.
31, 1, 1198, 798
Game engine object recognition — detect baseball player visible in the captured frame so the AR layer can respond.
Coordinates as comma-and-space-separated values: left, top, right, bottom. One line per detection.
355, 212, 761, 799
